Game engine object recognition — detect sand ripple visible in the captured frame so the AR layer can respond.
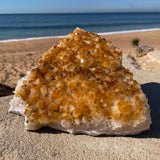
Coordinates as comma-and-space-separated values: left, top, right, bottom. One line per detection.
0, 52, 41, 88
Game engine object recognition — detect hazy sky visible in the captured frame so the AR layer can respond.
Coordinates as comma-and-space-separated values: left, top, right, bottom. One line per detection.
0, 0, 160, 13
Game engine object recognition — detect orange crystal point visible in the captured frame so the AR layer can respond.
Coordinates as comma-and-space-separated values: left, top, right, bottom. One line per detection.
10, 28, 151, 135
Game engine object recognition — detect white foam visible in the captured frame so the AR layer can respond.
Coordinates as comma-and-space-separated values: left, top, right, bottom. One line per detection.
0, 35, 67, 43
97, 28, 160, 35
1, 28, 160, 43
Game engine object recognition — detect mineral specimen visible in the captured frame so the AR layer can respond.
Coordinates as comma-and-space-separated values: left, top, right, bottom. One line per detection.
9, 28, 151, 135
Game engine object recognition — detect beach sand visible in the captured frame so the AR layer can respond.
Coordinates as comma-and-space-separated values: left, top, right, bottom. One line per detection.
0, 30, 160, 89
1, 30, 160, 90
0, 30, 160, 159
1, 68, 160, 159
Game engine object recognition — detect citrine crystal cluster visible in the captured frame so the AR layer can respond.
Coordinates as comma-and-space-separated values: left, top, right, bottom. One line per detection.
9, 28, 151, 135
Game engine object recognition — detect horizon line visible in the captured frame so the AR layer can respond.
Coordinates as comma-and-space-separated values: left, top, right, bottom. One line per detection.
0, 11, 160, 14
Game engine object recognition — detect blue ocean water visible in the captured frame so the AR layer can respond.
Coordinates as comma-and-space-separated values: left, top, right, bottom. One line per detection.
0, 12, 160, 41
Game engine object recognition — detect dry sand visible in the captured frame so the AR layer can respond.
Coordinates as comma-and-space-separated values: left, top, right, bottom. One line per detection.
0, 30, 160, 89
0, 30, 160, 159
1, 67, 160, 160
0, 37, 59, 89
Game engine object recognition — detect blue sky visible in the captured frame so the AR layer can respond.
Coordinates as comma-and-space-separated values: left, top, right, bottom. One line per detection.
0, 0, 160, 13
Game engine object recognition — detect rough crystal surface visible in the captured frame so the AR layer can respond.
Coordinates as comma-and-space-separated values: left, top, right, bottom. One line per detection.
9, 28, 151, 135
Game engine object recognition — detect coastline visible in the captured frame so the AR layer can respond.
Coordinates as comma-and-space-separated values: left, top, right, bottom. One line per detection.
1, 13, 160, 160
1, 29, 160, 89
99, 27, 160, 35
0, 27, 160, 42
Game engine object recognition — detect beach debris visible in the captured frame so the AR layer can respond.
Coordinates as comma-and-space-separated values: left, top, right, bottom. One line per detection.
137, 45, 154, 57
131, 38, 154, 57
132, 38, 140, 48
122, 54, 141, 70
9, 28, 151, 136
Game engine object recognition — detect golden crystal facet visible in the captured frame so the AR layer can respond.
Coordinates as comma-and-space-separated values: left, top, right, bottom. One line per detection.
15, 28, 147, 123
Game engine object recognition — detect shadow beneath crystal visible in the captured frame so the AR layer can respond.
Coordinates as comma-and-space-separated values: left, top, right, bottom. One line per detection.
133, 82, 160, 138
35, 82, 160, 138
32, 127, 65, 134
0, 83, 14, 97
100, 82, 160, 138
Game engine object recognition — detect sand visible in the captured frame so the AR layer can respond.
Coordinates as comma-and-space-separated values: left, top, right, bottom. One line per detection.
1, 30, 160, 90
1, 67, 160, 159
0, 30, 160, 159
0, 37, 59, 89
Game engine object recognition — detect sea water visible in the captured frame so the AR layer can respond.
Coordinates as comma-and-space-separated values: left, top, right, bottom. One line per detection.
0, 12, 160, 41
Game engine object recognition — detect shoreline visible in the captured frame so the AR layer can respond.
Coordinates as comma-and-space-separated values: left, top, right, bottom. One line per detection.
1, 29, 160, 89
1, 27, 160, 42
98, 27, 160, 35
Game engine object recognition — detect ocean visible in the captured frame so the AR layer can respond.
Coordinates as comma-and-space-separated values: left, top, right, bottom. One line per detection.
0, 12, 160, 41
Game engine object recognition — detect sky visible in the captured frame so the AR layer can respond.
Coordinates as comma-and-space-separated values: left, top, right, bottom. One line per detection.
0, 0, 160, 14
